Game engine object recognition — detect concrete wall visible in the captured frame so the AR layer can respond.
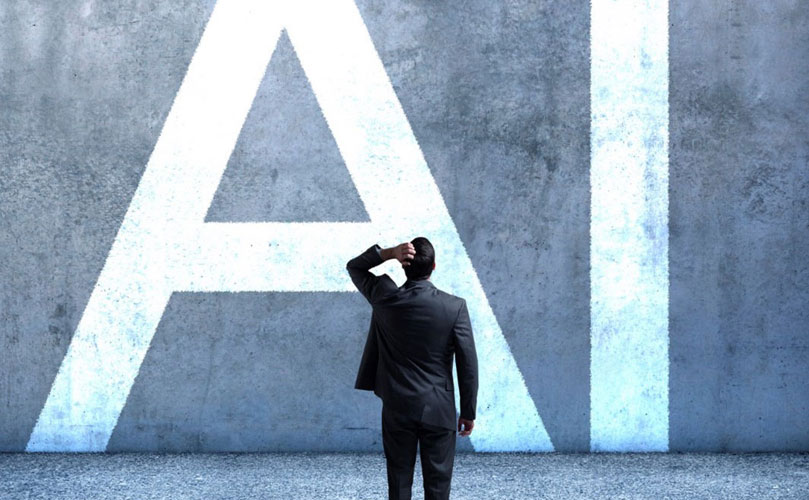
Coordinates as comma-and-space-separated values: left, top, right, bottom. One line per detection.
668, 0, 809, 451
0, 0, 806, 452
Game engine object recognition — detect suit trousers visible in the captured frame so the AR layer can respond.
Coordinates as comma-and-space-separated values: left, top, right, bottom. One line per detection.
381, 403, 457, 500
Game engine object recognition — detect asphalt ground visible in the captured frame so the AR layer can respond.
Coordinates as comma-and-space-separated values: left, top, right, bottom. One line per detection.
1, 452, 807, 499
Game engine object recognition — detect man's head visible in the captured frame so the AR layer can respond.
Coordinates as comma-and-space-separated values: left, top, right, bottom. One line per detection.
404, 236, 435, 280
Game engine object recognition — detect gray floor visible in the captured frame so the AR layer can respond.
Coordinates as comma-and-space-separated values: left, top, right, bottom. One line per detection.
1, 452, 807, 499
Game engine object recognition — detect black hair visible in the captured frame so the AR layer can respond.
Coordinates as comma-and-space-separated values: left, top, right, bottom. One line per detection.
404, 236, 435, 280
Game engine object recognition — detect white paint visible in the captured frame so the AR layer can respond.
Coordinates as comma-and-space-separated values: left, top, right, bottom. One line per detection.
80, 1, 93, 18
27, 0, 553, 452
589, 0, 670, 451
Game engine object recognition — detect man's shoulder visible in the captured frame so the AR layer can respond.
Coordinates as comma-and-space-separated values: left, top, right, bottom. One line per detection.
383, 280, 465, 307
433, 287, 466, 309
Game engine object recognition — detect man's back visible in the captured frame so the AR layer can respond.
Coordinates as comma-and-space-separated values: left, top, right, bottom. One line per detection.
348, 243, 478, 431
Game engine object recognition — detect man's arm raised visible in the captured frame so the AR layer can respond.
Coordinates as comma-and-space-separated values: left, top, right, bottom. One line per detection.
345, 242, 415, 304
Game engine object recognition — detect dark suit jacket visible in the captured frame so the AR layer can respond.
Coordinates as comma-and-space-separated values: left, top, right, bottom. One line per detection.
347, 244, 478, 431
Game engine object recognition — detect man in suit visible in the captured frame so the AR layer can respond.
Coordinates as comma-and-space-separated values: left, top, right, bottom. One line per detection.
346, 237, 479, 500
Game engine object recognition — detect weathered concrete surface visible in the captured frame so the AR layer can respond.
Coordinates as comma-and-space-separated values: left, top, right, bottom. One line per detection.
668, 1, 809, 451
1, 0, 217, 452
0, 0, 590, 452
1, 452, 807, 499
0, 0, 806, 452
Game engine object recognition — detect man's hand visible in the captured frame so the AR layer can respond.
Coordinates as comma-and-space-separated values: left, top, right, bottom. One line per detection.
458, 417, 474, 437
381, 242, 416, 267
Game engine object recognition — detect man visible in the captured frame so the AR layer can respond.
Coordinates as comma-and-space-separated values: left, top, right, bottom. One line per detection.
346, 237, 479, 500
